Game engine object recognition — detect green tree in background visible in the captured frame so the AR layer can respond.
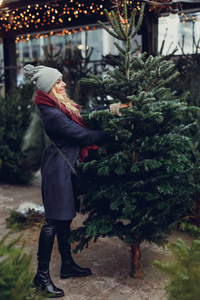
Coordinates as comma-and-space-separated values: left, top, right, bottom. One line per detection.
70, 0, 196, 277
0, 229, 41, 300
170, 53, 200, 225
154, 223, 200, 300
0, 83, 35, 184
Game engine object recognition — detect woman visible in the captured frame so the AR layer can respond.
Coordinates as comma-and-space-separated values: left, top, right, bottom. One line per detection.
24, 64, 125, 298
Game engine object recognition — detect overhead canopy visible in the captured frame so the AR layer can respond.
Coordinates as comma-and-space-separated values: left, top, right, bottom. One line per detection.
0, 0, 113, 38
0, 0, 199, 38
0, 0, 199, 95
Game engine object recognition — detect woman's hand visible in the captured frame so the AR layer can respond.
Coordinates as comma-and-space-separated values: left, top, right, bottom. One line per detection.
120, 103, 130, 109
110, 102, 130, 116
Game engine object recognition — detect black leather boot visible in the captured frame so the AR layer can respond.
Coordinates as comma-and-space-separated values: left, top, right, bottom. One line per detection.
60, 257, 92, 279
34, 219, 65, 298
56, 220, 92, 279
33, 264, 64, 298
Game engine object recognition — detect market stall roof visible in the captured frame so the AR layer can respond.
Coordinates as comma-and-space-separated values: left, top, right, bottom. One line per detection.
0, 0, 199, 39
0, 0, 112, 38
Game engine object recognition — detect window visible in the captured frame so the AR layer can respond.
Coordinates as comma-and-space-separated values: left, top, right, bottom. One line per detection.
158, 11, 200, 55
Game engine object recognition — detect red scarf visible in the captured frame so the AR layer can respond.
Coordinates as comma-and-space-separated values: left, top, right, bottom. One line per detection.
35, 90, 98, 162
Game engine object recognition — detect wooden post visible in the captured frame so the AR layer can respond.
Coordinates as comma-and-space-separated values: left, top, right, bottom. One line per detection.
141, 10, 158, 56
3, 36, 17, 95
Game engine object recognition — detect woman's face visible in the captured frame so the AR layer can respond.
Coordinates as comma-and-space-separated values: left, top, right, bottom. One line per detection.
55, 77, 66, 96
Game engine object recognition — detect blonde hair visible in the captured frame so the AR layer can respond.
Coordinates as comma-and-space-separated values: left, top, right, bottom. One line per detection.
49, 86, 80, 117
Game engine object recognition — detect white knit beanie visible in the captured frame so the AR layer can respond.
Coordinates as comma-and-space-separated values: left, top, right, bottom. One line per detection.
23, 64, 63, 93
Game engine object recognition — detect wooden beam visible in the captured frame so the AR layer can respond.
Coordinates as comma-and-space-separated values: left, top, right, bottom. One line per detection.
3, 36, 17, 94
2, 0, 59, 10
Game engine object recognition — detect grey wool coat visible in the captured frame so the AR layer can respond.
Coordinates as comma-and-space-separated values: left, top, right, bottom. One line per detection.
38, 105, 109, 221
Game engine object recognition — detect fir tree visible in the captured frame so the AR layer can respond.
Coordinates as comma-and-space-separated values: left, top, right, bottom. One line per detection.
169, 53, 200, 225
153, 238, 200, 300
0, 229, 41, 300
70, 1, 196, 277
0, 84, 35, 184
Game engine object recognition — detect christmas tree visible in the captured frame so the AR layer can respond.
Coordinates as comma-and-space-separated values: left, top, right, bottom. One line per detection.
70, 1, 196, 278
169, 52, 200, 225
153, 237, 200, 300
0, 229, 41, 300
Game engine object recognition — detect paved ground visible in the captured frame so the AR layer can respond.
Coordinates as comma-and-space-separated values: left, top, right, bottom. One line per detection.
0, 172, 194, 300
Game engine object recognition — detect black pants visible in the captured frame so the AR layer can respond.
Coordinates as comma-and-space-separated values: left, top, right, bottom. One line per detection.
37, 219, 72, 269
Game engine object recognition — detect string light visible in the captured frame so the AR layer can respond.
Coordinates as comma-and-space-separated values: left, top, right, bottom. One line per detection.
0, 0, 177, 35
14, 25, 99, 43
0, 0, 148, 41
0, 0, 107, 37
0, 0, 196, 44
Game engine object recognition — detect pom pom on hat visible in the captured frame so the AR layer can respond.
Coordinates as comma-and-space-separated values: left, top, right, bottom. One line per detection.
23, 64, 35, 77
23, 64, 62, 93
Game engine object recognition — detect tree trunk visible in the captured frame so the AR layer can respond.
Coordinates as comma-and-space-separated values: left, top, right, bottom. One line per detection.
187, 191, 200, 226
130, 243, 141, 278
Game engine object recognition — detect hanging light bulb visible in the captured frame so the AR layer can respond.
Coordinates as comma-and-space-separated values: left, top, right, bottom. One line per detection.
168, 12, 179, 26
168, 0, 180, 26
0, 0, 3, 6
165, 0, 180, 50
